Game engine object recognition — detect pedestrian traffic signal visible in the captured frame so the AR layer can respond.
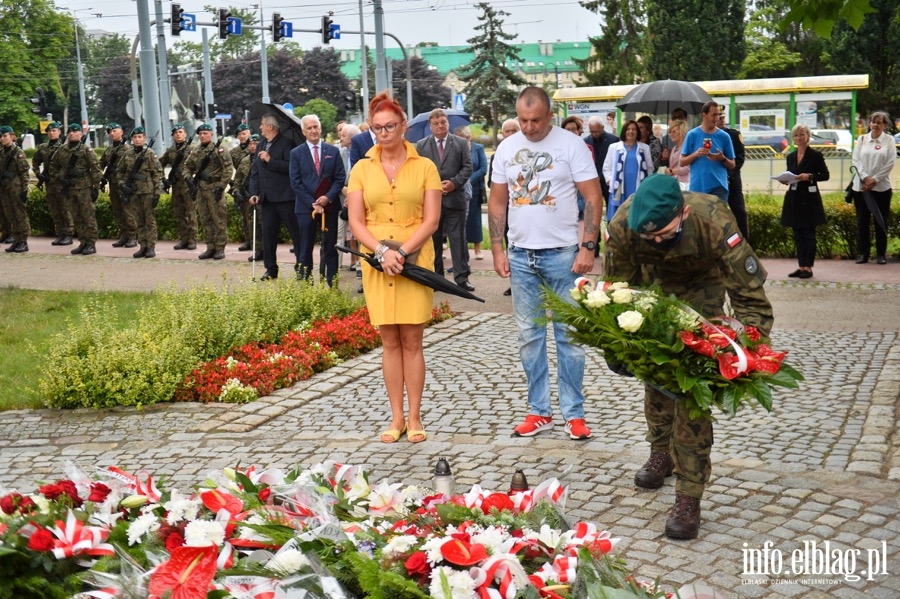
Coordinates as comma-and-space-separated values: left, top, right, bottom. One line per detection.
171, 3, 185, 36
217, 7, 231, 40
272, 12, 284, 42
322, 15, 334, 44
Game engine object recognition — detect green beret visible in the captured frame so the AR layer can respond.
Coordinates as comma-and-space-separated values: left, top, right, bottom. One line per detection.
235, 123, 250, 133
0, 126, 13, 135
249, 134, 260, 142
67, 123, 83, 132
48, 122, 62, 130
130, 126, 145, 136
196, 123, 213, 132
171, 123, 185, 133
627, 174, 684, 234
106, 122, 121, 131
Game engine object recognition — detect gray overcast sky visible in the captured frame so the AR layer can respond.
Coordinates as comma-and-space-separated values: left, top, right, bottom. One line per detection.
58, 0, 600, 50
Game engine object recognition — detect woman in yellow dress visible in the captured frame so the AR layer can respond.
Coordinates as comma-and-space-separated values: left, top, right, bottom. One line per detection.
347, 92, 442, 444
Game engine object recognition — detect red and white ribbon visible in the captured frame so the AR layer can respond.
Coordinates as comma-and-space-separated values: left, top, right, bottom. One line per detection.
50, 510, 114, 560
101, 467, 162, 502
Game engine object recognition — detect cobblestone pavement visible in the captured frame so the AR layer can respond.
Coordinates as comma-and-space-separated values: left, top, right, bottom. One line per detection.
1, 240, 899, 597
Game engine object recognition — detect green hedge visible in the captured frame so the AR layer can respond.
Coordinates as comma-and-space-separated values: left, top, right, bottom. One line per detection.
745, 192, 900, 259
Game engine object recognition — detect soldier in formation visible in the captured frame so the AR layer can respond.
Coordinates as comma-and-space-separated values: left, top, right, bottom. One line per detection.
100, 123, 137, 248
229, 123, 256, 254
183, 123, 232, 260
118, 126, 163, 258
49, 124, 102, 255
0, 125, 31, 253
231, 133, 261, 258
32, 122, 73, 245
160, 123, 197, 250
605, 173, 773, 540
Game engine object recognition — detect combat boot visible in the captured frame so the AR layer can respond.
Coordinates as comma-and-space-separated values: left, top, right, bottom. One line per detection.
51, 236, 64, 246
111, 235, 128, 248
71, 243, 86, 255
144, 246, 156, 259
133, 246, 147, 258
198, 248, 216, 260
186, 242, 197, 250
665, 493, 701, 540
1, 235, 13, 243
12, 242, 29, 253
247, 251, 263, 262
123, 237, 138, 248
634, 451, 674, 489
81, 243, 97, 255
237, 241, 252, 251
173, 241, 189, 250
212, 249, 225, 260
58, 236, 73, 245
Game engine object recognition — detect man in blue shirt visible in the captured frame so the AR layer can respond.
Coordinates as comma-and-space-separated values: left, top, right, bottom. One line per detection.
680, 102, 735, 203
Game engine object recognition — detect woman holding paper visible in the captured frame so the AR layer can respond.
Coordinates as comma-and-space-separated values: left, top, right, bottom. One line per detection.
780, 124, 829, 279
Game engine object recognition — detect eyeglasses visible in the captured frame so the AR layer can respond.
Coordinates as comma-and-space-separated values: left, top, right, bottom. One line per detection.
638, 209, 684, 241
371, 122, 401, 134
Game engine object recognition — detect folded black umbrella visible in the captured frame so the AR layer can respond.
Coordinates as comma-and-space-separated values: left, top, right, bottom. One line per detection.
861, 189, 888, 234
337, 245, 485, 302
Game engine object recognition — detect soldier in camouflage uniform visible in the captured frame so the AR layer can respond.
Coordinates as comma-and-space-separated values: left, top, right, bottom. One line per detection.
49, 124, 102, 255
183, 123, 232, 260
604, 173, 774, 540
100, 123, 137, 248
118, 127, 163, 258
229, 123, 255, 252
32, 122, 73, 245
160, 123, 197, 250
0, 126, 31, 253
232, 133, 262, 257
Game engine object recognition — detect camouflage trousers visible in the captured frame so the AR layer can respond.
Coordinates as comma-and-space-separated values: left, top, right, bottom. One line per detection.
238, 201, 262, 247
170, 184, 197, 244
0, 187, 30, 242
46, 185, 74, 236
109, 186, 136, 238
196, 187, 228, 250
644, 384, 713, 499
133, 194, 158, 249
66, 189, 98, 243
0, 202, 9, 236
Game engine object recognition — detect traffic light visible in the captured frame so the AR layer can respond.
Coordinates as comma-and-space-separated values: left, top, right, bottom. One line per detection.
272, 12, 284, 42
218, 7, 231, 40
208, 103, 219, 117
30, 87, 46, 115
192, 103, 203, 119
171, 3, 184, 36
322, 15, 333, 44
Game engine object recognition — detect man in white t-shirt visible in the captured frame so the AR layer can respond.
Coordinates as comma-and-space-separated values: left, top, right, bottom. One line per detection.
489, 86, 603, 441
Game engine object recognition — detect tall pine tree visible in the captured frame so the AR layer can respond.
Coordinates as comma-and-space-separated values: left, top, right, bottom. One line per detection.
575, 0, 647, 85
459, 2, 526, 148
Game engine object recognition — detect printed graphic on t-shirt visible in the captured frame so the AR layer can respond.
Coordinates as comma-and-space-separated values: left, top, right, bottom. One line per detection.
507, 148, 555, 206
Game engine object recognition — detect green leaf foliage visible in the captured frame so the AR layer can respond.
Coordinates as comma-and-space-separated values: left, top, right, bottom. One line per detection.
576, 0, 647, 86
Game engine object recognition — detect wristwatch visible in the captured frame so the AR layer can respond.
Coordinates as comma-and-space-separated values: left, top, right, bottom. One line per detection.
580, 240, 597, 251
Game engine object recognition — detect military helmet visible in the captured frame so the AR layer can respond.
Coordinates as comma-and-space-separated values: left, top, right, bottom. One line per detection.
67, 123, 83, 133
0, 126, 13, 135
131, 126, 145, 137
196, 123, 213, 132
235, 123, 250, 133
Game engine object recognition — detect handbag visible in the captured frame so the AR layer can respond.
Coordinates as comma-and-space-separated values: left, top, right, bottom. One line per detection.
380, 238, 420, 264
844, 166, 858, 204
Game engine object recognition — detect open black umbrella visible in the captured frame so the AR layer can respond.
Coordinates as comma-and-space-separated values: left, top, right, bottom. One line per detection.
247, 102, 306, 146
404, 109, 471, 143
336, 245, 485, 302
616, 80, 712, 115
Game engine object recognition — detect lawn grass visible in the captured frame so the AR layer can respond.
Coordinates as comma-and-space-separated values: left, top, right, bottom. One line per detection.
0, 288, 148, 411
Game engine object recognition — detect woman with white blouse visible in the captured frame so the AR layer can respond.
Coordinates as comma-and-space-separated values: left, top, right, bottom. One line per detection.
851, 111, 896, 264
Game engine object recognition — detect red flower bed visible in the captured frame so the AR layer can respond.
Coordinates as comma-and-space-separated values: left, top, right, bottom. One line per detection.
175, 303, 453, 403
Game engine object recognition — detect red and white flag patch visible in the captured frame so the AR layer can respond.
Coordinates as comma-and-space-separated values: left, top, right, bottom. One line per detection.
727, 233, 742, 248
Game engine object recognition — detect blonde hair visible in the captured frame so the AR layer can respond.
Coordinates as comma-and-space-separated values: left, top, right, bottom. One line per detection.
791, 123, 811, 137
669, 118, 688, 139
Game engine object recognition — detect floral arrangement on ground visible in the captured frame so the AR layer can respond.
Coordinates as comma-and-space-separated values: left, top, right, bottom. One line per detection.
0, 460, 724, 599
546, 279, 803, 419
176, 303, 454, 404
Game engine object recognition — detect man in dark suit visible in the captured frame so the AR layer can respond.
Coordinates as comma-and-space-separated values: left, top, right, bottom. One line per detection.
349, 126, 376, 170
416, 109, 474, 290
584, 115, 619, 203
717, 106, 748, 241
290, 114, 346, 285
249, 113, 302, 281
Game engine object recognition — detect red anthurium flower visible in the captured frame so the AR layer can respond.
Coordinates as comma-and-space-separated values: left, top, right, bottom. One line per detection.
440, 538, 488, 566
480, 492, 515, 515
717, 352, 756, 380
149, 544, 218, 599
679, 331, 716, 358
200, 489, 243, 517
702, 324, 737, 348
744, 326, 761, 342
450, 531, 472, 544
750, 344, 787, 374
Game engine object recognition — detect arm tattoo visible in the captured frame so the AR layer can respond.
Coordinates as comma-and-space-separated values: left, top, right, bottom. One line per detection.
489, 212, 506, 245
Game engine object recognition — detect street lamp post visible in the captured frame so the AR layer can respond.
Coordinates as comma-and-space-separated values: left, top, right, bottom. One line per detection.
70, 9, 91, 137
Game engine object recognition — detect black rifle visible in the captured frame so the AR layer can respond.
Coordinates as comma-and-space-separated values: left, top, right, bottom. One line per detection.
99, 141, 124, 193
163, 134, 194, 192
119, 135, 157, 203
35, 140, 62, 190
55, 135, 89, 191
187, 137, 224, 200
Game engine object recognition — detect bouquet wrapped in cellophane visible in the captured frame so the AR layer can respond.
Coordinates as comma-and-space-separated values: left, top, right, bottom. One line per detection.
546, 278, 803, 419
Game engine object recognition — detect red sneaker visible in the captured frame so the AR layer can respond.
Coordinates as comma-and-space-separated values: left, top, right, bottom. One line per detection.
513, 415, 554, 437
565, 418, 592, 440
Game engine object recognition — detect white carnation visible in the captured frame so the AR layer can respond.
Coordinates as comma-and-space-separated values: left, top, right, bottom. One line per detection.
184, 519, 226, 547
127, 513, 160, 546
163, 491, 203, 525
422, 536, 450, 565
617, 310, 645, 333
265, 548, 310, 575
381, 534, 418, 558
429, 565, 477, 599
471, 526, 509, 555
583, 289, 612, 308
634, 293, 658, 310
611, 288, 634, 304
